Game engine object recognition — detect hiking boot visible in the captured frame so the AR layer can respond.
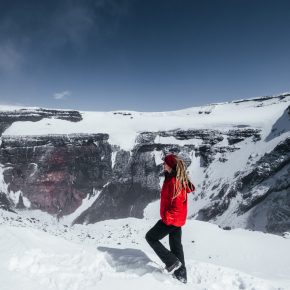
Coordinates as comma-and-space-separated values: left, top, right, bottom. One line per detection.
172, 266, 187, 284
165, 259, 182, 273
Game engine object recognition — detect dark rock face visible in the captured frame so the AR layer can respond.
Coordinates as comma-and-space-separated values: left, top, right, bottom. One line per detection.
137, 128, 261, 168
241, 138, 290, 234
0, 192, 15, 213
227, 129, 261, 145
16, 193, 25, 209
159, 129, 224, 144
232, 93, 289, 104
67, 127, 266, 224
265, 106, 290, 142
0, 108, 82, 135
74, 142, 190, 224
264, 188, 290, 234
196, 199, 231, 221
75, 178, 159, 224
239, 137, 290, 203
0, 98, 289, 235
195, 137, 290, 234
0, 125, 251, 223
0, 134, 112, 217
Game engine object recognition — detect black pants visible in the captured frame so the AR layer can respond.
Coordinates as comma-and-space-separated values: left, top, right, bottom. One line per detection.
145, 219, 185, 268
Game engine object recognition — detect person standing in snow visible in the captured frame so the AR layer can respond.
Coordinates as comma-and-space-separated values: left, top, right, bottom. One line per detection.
145, 153, 195, 284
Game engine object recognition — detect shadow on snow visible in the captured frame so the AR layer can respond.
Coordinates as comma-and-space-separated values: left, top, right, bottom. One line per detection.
97, 246, 165, 278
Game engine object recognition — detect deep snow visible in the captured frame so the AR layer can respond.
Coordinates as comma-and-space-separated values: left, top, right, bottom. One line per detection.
1, 209, 290, 290
1, 94, 290, 289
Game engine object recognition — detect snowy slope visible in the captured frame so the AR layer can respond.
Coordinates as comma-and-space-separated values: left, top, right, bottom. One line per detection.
1, 209, 290, 290
0, 93, 290, 232
2, 94, 290, 151
1, 94, 290, 290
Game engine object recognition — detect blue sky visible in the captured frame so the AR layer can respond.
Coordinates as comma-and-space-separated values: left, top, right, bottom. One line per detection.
0, 0, 289, 111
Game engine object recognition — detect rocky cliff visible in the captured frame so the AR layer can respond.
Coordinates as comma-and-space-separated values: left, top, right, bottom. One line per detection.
0, 94, 289, 235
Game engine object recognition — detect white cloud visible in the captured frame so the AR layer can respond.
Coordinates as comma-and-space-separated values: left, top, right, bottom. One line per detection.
53, 91, 71, 100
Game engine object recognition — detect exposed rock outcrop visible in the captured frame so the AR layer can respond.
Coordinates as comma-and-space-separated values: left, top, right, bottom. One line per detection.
0, 108, 82, 135
0, 134, 111, 217
0, 95, 289, 235
0, 192, 15, 213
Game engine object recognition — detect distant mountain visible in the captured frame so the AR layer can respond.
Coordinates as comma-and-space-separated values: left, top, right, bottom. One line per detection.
0, 93, 289, 235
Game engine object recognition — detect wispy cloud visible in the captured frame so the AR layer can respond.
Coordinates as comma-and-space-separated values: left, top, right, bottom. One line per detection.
0, 41, 24, 72
53, 91, 71, 100
0, 0, 131, 71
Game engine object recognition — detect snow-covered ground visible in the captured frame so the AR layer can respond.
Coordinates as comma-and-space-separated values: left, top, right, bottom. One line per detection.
1, 209, 290, 290
2, 94, 290, 151
1, 94, 290, 289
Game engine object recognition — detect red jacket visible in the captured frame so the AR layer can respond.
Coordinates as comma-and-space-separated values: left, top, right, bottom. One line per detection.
160, 176, 195, 227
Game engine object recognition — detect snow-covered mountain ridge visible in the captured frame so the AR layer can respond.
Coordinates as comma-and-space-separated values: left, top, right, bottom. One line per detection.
0, 92, 289, 235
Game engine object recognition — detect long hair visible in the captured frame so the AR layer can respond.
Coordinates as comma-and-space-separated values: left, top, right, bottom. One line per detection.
172, 155, 194, 200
